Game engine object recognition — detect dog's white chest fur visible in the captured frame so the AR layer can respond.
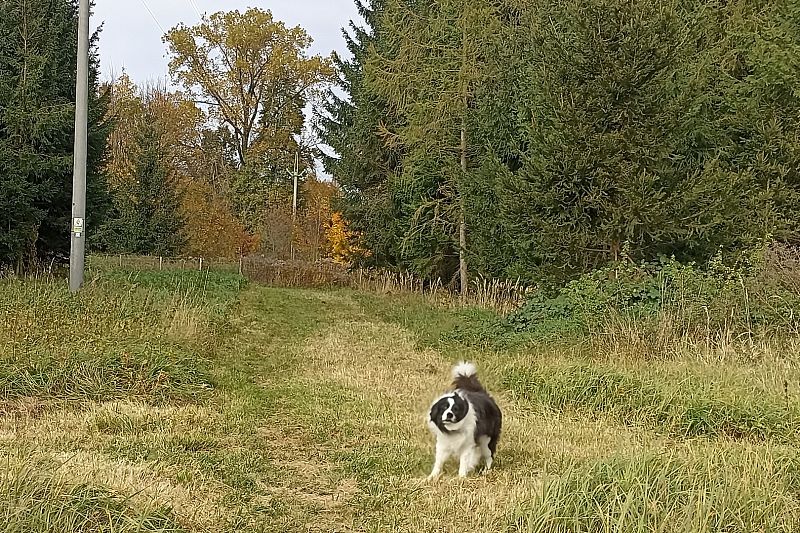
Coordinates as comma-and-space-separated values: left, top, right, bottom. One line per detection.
428, 411, 476, 453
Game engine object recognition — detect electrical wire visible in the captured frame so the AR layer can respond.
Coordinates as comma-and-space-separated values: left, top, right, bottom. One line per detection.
187, 0, 202, 19
138, 0, 165, 33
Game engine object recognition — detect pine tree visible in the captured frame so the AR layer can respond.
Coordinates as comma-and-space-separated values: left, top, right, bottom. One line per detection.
318, 0, 800, 286
316, 0, 406, 269
0, 0, 110, 271
706, 0, 800, 246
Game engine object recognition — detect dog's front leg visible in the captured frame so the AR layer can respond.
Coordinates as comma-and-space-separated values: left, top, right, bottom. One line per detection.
427, 444, 449, 481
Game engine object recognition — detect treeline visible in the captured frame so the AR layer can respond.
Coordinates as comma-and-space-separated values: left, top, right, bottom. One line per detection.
318, 0, 800, 287
1, 3, 346, 272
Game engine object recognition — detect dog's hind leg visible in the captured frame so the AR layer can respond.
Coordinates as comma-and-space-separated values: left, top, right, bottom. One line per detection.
478, 435, 493, 472
427, 443, 449, 481
458, 446, 480, 478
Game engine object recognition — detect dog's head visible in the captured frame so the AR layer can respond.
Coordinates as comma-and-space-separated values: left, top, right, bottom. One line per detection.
429, 392, 470, 432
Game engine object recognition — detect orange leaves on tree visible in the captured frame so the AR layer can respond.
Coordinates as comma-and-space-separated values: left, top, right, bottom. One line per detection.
325, 211, 363, 265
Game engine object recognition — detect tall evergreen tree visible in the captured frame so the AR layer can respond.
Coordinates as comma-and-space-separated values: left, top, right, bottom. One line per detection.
363, 0, 499, 287
316, 0, 406, 269
0, 0, 110, 271
706, 0, 800, 247
320, 0, 800, 286
132, 120, 185, 256
495, 0, 784, 283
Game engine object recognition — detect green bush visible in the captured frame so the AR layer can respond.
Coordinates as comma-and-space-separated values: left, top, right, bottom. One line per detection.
506, 249, 800, 341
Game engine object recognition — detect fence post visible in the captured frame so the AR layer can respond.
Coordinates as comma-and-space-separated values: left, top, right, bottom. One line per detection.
238, 256, 243, 276
199, 257, 203, 271
119, 254, 122, 267
159, 256, 163, 271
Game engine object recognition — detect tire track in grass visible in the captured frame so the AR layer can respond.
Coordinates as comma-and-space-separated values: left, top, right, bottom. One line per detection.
217, 287, 367, 532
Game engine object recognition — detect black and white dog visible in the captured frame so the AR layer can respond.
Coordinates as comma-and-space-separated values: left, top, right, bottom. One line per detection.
426, 362, 502, 479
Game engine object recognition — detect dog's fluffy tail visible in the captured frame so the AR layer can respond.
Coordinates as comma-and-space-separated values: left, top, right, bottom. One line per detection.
451, 361, 485, 393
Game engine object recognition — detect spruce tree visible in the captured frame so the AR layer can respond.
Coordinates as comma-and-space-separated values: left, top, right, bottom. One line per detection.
316, 0, 406, 269
0, 0, 109, 271
495, 0, 800, 283
134, 121, 185, 255
100, 117, 186, 256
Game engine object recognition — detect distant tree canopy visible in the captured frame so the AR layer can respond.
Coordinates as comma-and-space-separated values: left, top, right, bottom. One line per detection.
0, 0, 109, 271
317, 0, 800, 286
97, 68, 341, 260
164, 8, 336, 235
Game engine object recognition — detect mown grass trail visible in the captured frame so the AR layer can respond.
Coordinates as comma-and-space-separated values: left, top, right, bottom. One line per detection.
2, 271, 800, 531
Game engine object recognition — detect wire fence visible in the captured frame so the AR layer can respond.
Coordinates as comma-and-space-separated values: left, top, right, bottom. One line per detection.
88, 254, 535, 314
89, 254, 242, 274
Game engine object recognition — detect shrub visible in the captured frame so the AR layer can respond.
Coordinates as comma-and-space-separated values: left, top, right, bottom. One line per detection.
506, 247, 800, 342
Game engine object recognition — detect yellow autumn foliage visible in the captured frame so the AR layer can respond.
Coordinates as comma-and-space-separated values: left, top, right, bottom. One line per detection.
325, 212, 364, 265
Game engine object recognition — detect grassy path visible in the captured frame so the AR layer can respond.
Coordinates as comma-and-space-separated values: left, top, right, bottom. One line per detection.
3, 274, 800, 531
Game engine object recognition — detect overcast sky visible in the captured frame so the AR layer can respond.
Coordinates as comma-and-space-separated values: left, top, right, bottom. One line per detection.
92, 0, 362, 84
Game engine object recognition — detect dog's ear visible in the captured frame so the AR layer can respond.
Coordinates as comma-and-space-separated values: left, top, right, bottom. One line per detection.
429, 398, 445, 422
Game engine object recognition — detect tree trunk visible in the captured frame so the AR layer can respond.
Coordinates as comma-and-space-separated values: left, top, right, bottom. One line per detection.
458, 17, 469, 300
459, 111, 468, 299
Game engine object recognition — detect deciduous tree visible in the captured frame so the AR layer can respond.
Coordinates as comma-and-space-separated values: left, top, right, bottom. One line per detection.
164, 8, 333, 169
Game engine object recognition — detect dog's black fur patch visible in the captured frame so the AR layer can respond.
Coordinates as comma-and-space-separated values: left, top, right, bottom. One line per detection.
463, 389, 502, 456
429, 393, 470, 433
453, 368, 502, 457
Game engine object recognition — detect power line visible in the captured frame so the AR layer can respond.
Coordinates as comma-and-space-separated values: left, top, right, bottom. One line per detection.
138, 0, 164, 33
187, 0, 202, 19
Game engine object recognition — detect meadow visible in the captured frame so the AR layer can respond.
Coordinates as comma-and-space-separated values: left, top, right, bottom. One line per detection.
2, 262, 800, 532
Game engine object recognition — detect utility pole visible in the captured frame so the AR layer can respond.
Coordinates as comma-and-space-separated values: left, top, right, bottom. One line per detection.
69, 0, 90, 293
288, 151, 302, 261
292, 151, 299, 222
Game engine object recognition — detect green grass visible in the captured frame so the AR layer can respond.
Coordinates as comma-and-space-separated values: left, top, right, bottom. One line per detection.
502, 362, 800, 441
0, 347, 212, 402
0, 271, 235, 403
1, 457, 183, 532
2, 267, 800, 531
517, 449, 800, 532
